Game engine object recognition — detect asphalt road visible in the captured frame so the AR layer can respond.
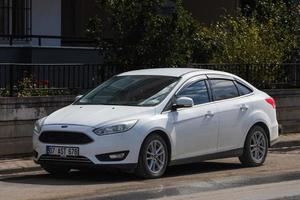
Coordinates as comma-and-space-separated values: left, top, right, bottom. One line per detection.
0, 146, 300, 200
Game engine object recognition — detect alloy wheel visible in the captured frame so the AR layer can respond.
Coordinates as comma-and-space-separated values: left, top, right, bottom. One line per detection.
146, 140, 166, 174
250, 131, 267, 162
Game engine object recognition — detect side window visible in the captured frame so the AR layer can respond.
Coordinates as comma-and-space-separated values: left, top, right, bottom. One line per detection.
177, 80, 210, 105
210, 79, 239, 101
236, 82, 253, 95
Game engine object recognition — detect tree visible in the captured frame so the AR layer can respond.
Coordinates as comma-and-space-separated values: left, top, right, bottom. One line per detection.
87, 0, 199, 70
242, 0, 300, 63
196, 0, 298, 64
87, 0, 300, 68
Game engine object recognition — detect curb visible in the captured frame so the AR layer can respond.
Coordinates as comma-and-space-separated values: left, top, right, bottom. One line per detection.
271, 140, 300, 148
0, 157, 42, 175
0, 166, 41, 175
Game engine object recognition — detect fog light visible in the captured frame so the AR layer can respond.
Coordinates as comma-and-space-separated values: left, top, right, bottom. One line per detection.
109, 153, 126, 160
96, 151, 129, 161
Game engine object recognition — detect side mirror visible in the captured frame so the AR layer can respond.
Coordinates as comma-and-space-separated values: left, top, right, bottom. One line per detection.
74, 95, 83, 102
172, 97, 194, 110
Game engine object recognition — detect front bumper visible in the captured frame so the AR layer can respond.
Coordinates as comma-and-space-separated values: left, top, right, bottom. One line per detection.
33, 124, 143, 169
34, 154, 137, 169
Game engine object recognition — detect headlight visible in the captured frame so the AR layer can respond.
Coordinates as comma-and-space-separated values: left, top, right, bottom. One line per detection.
34, 117, 46, 134
93, 120, 138, 136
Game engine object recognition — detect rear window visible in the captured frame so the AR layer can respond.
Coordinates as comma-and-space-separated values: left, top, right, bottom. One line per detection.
236, 82, 253, 95
210, 79, 239, 101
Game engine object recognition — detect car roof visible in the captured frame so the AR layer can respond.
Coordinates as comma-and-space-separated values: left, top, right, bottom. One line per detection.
118, 68, 217, 77
118, 68, 256, 91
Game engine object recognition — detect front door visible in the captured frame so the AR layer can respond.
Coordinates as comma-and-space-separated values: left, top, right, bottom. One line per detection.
169, 78, 219, 159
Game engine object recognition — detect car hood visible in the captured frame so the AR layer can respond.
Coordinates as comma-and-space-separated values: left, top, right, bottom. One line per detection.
44, 105, 155, 127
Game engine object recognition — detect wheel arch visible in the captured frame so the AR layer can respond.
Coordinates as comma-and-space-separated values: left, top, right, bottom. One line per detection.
246, 122, 271, 147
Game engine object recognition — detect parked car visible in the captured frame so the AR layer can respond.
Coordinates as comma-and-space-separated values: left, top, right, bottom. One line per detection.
33, 68, 279, 178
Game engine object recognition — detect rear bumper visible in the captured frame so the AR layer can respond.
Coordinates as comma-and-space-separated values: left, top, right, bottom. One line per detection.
269, 121, 279, 145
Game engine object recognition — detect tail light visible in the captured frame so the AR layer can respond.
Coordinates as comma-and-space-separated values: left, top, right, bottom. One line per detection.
265, 97, 276, 109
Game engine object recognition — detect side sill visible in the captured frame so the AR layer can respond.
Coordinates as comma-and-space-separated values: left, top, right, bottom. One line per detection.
169, 148, 243, 166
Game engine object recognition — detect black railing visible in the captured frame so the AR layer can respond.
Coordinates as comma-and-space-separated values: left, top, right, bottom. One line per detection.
0, 63, 119, 96
0, 34, 95, 47
0, 63, 300, 97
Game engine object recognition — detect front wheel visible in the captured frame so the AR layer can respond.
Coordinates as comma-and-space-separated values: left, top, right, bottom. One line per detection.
135, 134, 169, 179
239, 125, 268, 167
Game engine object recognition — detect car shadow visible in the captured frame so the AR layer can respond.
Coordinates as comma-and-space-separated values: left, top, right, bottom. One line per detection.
0, 161, 242, 186
165, 161, 242, 177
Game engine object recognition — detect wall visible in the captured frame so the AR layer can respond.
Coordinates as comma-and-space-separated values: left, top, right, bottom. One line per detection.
266, 89, 300, 133
0, 89, 299, 156
31, 0, 61, 46
0, 96, 74, 156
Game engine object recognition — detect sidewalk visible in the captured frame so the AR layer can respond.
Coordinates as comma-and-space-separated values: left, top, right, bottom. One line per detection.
0, 157, 40, 175
271, 133, 300, 148
0, 133, 299, 175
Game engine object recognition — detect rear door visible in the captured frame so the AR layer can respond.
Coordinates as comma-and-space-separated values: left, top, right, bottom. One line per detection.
207, 75, 253, 152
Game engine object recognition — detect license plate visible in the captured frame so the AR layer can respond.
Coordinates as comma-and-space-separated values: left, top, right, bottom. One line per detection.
46, 146, 79, 157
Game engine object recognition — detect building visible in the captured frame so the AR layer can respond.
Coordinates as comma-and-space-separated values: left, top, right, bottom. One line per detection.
0, 0, 100, 64
0, 0, 239, 64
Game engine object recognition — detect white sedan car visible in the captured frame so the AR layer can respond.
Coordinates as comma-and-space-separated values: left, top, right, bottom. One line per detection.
33, 68, 279, 178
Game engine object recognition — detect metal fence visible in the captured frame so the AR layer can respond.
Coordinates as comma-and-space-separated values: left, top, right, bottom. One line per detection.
0, 63, 300, 97
0, 63, 119, 96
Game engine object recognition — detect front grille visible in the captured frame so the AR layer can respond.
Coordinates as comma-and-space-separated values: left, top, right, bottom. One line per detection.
39, 155, 92, 164
39, 131, 93, 144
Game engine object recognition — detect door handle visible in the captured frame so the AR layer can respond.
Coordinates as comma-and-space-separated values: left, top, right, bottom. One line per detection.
240, 104, 249, 111
205, 111, 214, 118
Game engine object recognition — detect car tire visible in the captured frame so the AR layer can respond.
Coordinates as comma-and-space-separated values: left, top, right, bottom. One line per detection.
239, 125, 268, 167
135, 134, 169, 179
42, 165, 70, 176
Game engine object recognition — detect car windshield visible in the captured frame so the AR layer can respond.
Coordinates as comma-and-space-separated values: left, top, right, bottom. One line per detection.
76, 75, 179, 106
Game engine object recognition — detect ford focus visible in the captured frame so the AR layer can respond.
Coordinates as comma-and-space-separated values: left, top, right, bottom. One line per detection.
33, 68, 279, 178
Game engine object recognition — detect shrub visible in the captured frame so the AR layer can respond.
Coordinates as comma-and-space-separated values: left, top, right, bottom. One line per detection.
0, 72, 67, 97
197, 0, 298, 64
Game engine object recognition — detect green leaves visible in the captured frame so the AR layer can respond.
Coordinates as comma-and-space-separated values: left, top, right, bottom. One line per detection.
88, 0, 199, 69
198, 0, 299, 64
87, 0, 300, 69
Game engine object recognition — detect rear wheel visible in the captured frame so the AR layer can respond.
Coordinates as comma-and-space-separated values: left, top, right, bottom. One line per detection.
135, 134, 169, 179
239, 125, 268, 167
42, 165, 70, 176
